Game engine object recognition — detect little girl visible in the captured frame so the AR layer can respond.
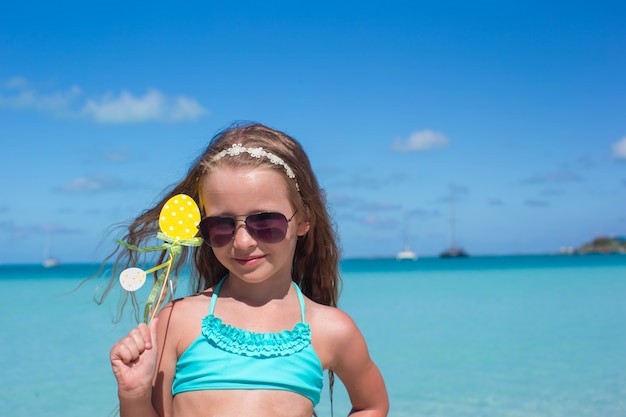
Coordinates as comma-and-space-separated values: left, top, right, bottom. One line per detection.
108, 123, 389, 417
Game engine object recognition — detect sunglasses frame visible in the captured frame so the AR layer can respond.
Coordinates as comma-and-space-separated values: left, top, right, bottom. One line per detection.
198, 210, 298, 248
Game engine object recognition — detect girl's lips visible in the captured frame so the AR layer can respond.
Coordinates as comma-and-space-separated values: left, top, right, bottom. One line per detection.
233, 255, 265, 266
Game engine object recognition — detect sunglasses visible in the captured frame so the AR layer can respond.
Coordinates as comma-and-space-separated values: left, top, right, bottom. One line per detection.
198, 211, 298, 248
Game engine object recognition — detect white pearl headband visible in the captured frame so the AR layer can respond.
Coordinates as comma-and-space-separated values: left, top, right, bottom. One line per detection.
211, 143, 300, 191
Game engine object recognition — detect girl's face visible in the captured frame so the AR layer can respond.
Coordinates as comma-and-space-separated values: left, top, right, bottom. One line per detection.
200, 165, 309, 284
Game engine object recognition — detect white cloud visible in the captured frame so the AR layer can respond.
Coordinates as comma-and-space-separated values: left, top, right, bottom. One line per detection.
60, 176, 107, 193
57, 175, 127, 193
521, 169, 583, 185
4, 76, 29, 89
104, 146, 130, 163
35, 223, 77, 234
611, 136, 626, 159
82, 89, 208, 123
0, 77, 208, 124
0, 79, 81, 117
169, 96, 209, 121
525, 199, 550, 207
391, 129, 449, 152
58, 174, 146, 193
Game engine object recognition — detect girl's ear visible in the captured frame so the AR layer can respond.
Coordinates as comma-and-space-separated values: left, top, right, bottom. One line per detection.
297, 219, 310, 237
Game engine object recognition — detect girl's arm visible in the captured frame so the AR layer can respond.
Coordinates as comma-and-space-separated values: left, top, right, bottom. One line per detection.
150, 303, 179, 417
327, 310, 390, 416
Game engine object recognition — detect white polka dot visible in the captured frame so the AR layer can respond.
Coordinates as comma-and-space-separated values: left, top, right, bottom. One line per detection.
158, 194, 201, 239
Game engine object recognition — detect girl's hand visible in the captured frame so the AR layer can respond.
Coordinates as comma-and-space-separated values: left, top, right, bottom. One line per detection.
110, 318, 159, 398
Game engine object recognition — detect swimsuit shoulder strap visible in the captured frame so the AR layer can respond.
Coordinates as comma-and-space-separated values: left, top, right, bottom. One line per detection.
208, 275, 228, 315
292, 281, 307, 323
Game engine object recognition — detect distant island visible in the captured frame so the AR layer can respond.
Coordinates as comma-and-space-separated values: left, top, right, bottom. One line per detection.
570, 236, 626, 254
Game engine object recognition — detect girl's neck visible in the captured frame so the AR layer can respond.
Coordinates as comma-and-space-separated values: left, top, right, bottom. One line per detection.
220, 274, 294, 307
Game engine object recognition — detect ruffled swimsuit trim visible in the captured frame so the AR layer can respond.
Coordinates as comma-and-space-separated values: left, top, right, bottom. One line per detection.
201, 276, 312, 358
201, 316, 311, 357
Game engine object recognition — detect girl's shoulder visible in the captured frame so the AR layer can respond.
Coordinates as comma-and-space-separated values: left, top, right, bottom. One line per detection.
157, 291, 215, 354
176, 289, 213, 308
306, 300, 365, 369
306, 299, 360, 340
159, 290, 214, 323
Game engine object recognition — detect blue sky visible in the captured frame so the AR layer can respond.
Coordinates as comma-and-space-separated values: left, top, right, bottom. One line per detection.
1, 0, 625, 264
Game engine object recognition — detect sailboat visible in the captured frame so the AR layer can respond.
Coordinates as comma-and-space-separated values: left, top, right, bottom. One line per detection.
396, 212, 418, 261
43, 230, 60, 268
43, 257, 61, 268
439, 187, 468, 258
396, 247, 418, 261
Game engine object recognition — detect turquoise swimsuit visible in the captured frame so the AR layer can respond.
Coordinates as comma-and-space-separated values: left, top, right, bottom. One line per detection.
172, 277, 324, 405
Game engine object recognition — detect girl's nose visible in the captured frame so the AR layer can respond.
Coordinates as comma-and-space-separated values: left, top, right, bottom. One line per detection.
232, 223, 255, 249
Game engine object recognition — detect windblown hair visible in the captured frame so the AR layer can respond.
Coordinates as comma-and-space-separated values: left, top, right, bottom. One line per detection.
98, 122, 341, 313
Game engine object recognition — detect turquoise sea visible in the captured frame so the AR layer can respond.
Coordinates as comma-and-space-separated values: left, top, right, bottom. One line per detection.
1, 255, 625, 417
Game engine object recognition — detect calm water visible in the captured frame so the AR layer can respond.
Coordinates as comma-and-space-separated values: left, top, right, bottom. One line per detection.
1, 255, 625, 417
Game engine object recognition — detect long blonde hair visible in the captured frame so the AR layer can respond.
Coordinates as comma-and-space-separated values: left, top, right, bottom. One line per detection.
98, 122, 341, 311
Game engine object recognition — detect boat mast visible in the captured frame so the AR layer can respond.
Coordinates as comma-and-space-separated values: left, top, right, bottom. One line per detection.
448, 186, 456, 249
403, 211, 410, 248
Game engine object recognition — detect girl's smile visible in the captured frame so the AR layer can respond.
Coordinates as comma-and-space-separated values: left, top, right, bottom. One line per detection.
233, 255, 266, 266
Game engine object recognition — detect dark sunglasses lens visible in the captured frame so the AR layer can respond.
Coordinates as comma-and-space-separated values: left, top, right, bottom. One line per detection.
246, 212, 289, 243
199, 217, 236, 247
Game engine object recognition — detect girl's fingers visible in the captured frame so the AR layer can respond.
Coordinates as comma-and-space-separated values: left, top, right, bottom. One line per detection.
111, 321, 156, 365
129, 325, 149, 350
